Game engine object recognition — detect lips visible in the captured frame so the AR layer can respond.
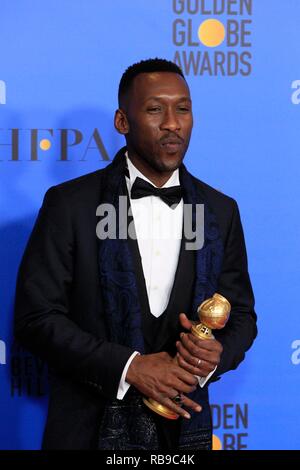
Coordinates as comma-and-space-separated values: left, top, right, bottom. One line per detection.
161, 138, 182, 145
161, 140, 183, 153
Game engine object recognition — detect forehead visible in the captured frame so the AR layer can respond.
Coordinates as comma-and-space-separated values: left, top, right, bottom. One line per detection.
130, 72, 190, 102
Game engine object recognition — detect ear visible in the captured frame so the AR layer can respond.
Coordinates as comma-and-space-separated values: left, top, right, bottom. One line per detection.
114, 109, 129, 135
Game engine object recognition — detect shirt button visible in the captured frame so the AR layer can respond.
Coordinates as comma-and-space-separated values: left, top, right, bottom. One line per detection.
155, 250, 160, 256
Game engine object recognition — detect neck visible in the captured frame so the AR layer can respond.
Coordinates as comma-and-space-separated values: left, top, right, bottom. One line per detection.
127, 152, 175, 188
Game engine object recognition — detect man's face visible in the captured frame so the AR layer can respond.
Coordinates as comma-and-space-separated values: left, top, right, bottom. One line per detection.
120, 72, 193, 174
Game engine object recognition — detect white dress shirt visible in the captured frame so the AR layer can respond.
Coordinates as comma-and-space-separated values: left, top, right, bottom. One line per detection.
117, 153, 215, 399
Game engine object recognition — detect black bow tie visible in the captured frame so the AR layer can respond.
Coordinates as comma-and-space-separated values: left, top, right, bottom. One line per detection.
130, 176, 182, 208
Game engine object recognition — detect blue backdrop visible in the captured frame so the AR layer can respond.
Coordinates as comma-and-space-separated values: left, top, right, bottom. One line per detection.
1, 0, 299, 450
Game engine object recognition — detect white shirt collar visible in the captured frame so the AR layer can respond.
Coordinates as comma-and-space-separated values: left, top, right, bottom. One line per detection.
125, 151, 180, 190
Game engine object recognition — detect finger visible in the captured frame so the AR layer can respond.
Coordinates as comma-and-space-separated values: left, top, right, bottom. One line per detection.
176, 344, 216, 375
180, 333, 206, 359
180, 395, 202, 413
159, 396, 200, 420
176, 341, 216, 374
176, 351, 215, 376
173, 364, 198, 387
177, 351, 203, 375
179, 313, 194, 331
153, 393, 192, 419
180, 334, 218, 364
161, 362, 198, 391
186, 335, 223, 354
176, 340, 198, 367
172, 376, 198, 394
158, 386, 179, 401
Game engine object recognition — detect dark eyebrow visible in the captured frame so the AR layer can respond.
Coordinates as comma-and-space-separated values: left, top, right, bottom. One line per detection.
143, 96, 192, 104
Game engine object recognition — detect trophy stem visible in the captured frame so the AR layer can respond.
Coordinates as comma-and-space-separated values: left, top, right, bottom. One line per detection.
191, 322, 213, 340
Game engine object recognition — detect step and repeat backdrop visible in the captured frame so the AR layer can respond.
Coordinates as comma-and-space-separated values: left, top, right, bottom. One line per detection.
1, 0, 299, 450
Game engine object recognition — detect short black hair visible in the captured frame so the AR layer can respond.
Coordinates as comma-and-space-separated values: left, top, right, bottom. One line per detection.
118, 58, 186, 107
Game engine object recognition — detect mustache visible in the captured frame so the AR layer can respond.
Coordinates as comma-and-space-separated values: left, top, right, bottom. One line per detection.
159, 133, 184, 145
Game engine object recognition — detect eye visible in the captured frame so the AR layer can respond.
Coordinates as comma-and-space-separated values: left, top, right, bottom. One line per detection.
177, 106, 190, 113
147, 106, 161, 113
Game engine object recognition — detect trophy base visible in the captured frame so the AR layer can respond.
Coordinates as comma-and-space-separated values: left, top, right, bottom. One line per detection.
143, 397, 179, 420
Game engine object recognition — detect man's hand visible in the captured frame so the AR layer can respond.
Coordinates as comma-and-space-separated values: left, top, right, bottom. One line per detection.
176, 313, 223, 378
126, 351, 202, 419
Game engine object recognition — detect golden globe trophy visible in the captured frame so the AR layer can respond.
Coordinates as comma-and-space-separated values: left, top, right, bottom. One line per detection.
143, 293, 231, 420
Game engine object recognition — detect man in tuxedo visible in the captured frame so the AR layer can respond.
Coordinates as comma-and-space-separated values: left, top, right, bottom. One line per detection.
14, 58, 257, 450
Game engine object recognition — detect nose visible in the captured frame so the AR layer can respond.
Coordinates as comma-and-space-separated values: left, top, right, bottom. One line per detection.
159, 108, 181, 132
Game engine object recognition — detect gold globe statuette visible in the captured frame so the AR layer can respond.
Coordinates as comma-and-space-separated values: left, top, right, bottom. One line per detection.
143, 293, 231, 420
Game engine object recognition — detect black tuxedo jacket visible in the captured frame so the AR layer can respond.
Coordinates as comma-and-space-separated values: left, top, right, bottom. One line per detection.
14, 147, 257, 449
